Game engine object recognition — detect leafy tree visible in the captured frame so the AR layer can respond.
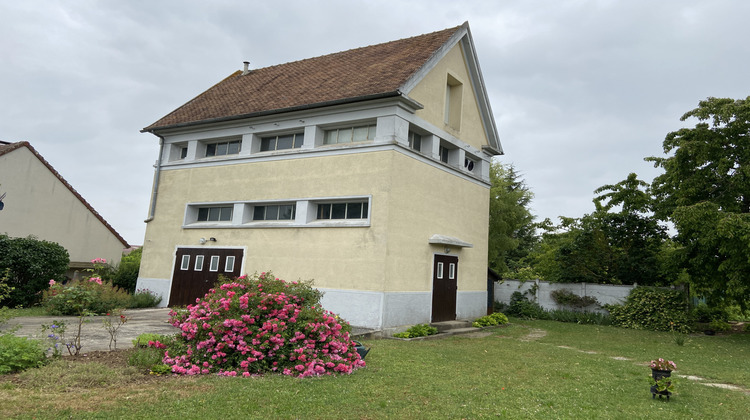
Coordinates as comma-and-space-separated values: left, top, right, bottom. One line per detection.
487, 162, 537, 276
647, 96, 750, 309
531, 173, 669, 285
0, 234, 69, 307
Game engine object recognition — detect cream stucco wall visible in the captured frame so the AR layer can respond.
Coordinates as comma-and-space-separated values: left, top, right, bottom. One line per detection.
407, 43, 489, 151
0, 147, 126, 265
140, 148, 488, 297
140, 151, 393, 290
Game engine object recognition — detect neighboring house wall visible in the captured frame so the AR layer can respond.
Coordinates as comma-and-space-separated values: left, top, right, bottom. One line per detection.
0, 143, 128, 271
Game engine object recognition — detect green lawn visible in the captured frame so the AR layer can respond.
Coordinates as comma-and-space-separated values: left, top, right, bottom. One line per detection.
2, 320, 749, 419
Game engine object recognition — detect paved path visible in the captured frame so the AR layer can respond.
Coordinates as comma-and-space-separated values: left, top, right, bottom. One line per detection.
1, 308, 180, 353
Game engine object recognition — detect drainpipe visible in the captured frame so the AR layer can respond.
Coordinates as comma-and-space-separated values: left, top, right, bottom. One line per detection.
144, 135, 164, 223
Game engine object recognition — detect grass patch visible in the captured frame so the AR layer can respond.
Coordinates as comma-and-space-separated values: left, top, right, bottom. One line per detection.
3, 307, 47, 318
1, 322, 749, 418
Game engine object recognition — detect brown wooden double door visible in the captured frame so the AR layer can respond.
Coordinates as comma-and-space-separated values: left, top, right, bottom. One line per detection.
168, 247, 244, 306
431, 254, 458, 322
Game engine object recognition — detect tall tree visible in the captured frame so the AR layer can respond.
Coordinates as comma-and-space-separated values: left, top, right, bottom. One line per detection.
487, 162, 536, 275
647, 96, 750, 309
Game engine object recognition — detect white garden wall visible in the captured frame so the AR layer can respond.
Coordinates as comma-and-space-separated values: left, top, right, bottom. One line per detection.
494, 280, 635, 313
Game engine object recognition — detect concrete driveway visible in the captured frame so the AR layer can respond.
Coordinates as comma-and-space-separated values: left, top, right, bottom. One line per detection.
1, 308, 180, 353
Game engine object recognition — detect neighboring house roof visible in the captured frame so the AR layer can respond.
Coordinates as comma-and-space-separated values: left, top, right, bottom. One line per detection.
0, 141, 129, 248
145, 23, 469, 131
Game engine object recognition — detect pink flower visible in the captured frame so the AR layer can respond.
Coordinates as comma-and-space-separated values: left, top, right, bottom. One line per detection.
48, 279, 56, 286
89, 277, 103, 285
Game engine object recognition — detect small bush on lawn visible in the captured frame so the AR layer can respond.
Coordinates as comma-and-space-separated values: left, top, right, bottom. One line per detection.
605, 287, 690, 333
128, 288, 162, 309
473, 312, 509, 328
393, 324, 439, 338
0, 333, 47, 374
43, 278, 131, 315
132, 332, 169, 348
160, 271, 365, 378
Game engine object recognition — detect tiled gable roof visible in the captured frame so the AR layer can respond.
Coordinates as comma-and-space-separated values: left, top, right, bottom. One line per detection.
144, 25, 461, 131
0, 141, 129, 248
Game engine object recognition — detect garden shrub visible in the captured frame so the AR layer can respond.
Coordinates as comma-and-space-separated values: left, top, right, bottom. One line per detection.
43, 277, 131, 315
0, 234, 69, 307
161, 272, 365, 377
708, 319, 732, 332
113, 248, 142, 293
692, 303, 728, 323
393, 324, 439, 338
550, 289, 599, 310
472, 312, 509, 328
506, 291, 548, 319
128, 288, 162, 308
605, 287, 690, 333
546, 309, 611, 325
0, 333, 47, 374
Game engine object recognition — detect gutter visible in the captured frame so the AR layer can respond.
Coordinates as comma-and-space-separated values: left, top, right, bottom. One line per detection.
144, 135, 164, 223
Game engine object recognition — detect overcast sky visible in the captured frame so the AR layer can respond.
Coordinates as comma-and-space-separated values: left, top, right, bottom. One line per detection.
2, 0, 749, 245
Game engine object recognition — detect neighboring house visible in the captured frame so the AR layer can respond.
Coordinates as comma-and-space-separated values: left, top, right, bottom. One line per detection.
0, 141, 129, 277
136, 22, 503, 331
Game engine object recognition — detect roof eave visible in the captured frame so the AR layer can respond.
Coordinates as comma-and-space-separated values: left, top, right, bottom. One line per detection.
143, 91, 418, 134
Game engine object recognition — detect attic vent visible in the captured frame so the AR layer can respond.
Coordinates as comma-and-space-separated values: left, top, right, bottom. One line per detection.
242, 61, 251, 75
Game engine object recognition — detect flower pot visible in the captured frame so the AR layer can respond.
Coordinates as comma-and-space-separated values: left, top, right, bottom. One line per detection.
650, 369, 672, 401
651, 369, 671, 381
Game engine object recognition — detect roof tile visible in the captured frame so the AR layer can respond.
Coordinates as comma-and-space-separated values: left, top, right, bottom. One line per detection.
145, 26, 460, 131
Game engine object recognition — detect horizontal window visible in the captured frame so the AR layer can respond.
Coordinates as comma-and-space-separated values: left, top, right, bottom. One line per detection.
206, 140, 241, 157
324, 124, 376, 145
260, 133, 304, 151
197, 206, 233, 222
252, 204, 296, 221
316, 202, 368, 220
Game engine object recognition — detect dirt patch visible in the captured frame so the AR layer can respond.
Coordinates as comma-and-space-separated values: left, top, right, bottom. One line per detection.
520, 328, 547, 341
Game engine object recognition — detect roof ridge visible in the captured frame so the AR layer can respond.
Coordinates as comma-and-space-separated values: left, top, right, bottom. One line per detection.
252, 25, 462, 74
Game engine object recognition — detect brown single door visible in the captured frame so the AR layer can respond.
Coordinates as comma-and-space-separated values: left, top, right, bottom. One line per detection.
431, 254, 458, 322
168, 248, 244, 306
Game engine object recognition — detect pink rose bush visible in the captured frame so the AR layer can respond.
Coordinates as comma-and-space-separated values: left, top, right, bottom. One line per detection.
161, 272, 365, 378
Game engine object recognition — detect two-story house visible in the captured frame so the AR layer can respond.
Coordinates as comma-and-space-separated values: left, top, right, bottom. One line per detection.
135, 22, 502, 332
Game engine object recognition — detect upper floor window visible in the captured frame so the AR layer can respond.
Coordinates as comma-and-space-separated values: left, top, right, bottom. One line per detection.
260, 133, 304, 151
206, 139, 241, 157
439, 145, 451, 164
408, 131, 422, 152
253, 204, 296, 221
324, 124, 376, 145
316, 201, 369, 220
197, 206, 233, 222
444, 74, 463, 130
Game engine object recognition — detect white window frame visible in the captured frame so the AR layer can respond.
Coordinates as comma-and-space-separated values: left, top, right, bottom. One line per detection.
209, 255, 220, 272
180, 255, 190, 270
224, 256, 235, 272
437, 262, 444, 279
194, 255, 204, 271
449, 263, 455, 280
